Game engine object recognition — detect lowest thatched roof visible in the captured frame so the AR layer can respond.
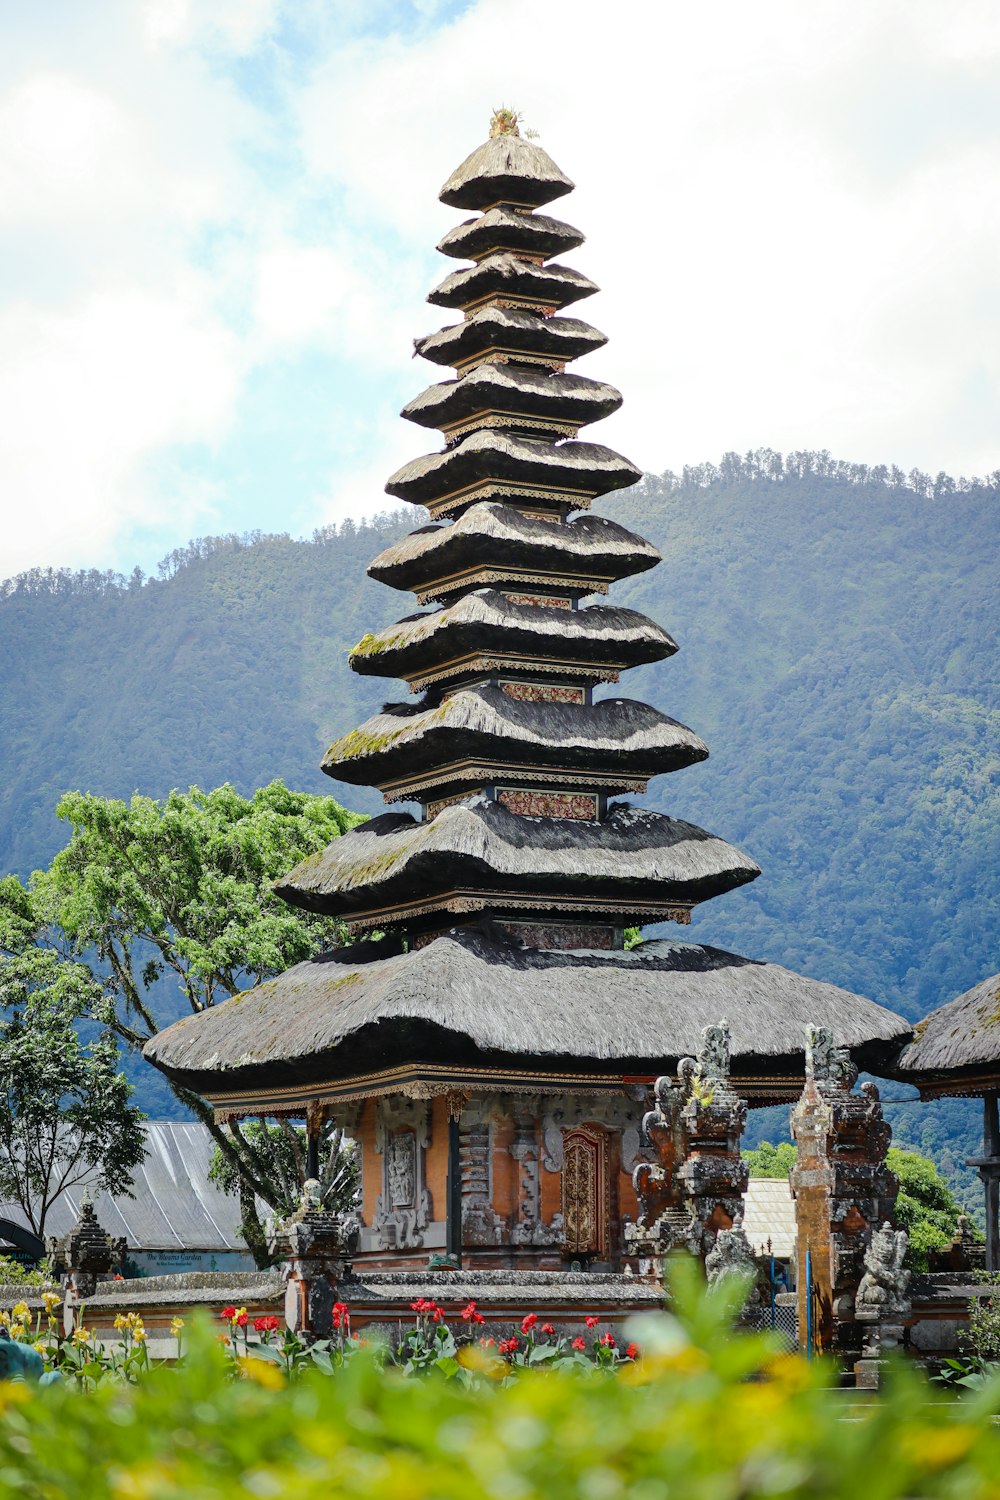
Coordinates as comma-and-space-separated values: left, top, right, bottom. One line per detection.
414, 307, 607, 371
437, 207, 584, 262
385, 431, 642, 508
367, 503, 660, 601
274, 797, 759, 923
321, 685, 708, 790
894, 971, 1000, 1095
142, 922, 911, 1106
439, 135, 574, 211
401, 365, 621, 436
348, 591, 677, 688
428, 253, 597, 313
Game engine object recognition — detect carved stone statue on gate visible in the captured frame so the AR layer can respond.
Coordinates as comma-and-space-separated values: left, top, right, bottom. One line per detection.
856, 1223, 911, 1320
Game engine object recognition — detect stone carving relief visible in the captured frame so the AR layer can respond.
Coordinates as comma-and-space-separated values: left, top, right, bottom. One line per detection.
509, 1109, 562, 1247
374, 1098, 431, 1250
461, 1117, 503, 1246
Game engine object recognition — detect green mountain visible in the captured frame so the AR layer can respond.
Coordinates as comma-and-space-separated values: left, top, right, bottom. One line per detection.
2, 453, 996, 1206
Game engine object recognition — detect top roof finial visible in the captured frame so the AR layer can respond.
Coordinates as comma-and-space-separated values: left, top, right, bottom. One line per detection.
489, 106, 521, 139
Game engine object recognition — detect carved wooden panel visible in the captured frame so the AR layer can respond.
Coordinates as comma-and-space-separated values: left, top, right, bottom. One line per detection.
561, 1127, 609, 1257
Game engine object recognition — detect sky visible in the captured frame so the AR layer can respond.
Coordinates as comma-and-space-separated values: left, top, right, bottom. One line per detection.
3, 0, 1000, 580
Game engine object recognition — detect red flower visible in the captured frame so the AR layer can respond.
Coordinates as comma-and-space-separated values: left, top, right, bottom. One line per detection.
410, 1298, 437, 1315
626, 1342, 639, 1360
571, 1336, 586, 1351
234, 1311, 249, 1329
461, 1301, 486, 1324
541, 1322, 555, 1336
498, 1336, 520, 1355
333, 1302, 349, 1317
585, 1315, 600, 1329
600, 1332, 616, 1348
431, 1308, 443, 1323
521, 1313, 538, 1333
220, 1306, 236, 1321
253, 1315, 280, 1334
479, 1336, 496, 1348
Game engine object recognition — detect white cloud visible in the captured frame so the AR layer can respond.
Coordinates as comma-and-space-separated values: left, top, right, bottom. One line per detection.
0, 283, 240, 577
2, 0, 1000, 576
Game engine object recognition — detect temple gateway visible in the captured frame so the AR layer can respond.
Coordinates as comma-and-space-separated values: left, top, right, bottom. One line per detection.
146, 113, 909, 1272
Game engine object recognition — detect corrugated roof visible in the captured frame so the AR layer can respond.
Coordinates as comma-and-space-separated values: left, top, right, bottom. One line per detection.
0, 1123, 246, 1253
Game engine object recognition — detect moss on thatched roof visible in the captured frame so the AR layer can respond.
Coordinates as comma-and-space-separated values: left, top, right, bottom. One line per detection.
428, 253, 597, 313
895, 971, 1000, 1085
401, 365, 621, 435
367, 503, 659, 600
439, 135, 574, 211
347, 591, 676, 685
274, 797, 759, 918
321, 685, 707, 786
143, 921, 910, 1096
414, 307, 607, 370
385, 430, 641, 508
437, 207, 584, 262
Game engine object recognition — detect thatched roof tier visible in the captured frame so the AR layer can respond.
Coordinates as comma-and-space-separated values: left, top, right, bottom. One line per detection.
437, 207, 584, 263
401, 365, 622, 440
427, 254, 597, 315
439, 135, 574, 212
348, 592, 676, 692
367, 504, 660, 604
274, 798, 759, 928
893, 972, 1000, 1097
385, 431, 641, 514
321, 686, 708, 796
142, 922, 911, 1110
415, 308, 607, 373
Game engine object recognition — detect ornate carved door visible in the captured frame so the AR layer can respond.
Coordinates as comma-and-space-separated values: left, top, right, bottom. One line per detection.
561, 1128, 609, 1257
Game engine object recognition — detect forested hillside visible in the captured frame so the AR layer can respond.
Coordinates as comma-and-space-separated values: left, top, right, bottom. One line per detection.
2, 452, 996, 1196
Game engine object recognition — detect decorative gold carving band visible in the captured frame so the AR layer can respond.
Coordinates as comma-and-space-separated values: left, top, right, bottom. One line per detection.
417, 568, 610, 606
342, 888, 693, 935
406, 653, 623, 695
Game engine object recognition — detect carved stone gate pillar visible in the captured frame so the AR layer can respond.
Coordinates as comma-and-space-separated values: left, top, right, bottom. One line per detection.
46, 1193, 126, 1338
790, 1026, 899, 1360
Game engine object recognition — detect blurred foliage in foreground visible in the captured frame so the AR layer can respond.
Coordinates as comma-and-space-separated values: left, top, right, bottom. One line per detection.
1, 1261, 1000, 1499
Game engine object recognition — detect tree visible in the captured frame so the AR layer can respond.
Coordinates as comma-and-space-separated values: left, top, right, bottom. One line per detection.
743, 1140, 963, 1272
742, 1140, 797, 1177
887, 1146, 961, 1271
0, 781, 362, 1264
0, 939, 146, 1237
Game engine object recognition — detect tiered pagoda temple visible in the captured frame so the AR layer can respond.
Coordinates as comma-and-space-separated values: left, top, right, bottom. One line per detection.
147, 113, 909, 1272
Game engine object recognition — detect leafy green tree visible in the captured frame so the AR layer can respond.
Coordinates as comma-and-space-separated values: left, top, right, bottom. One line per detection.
0, 932, 146, 1237
0, 781, 361, 1263
742, 1140, 797, 1177
887, 1146, 961, 1271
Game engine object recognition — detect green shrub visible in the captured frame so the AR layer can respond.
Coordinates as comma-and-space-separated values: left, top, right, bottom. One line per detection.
0, 1262, 998, 1498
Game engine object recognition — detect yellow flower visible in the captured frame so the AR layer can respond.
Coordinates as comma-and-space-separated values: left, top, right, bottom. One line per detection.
133, 1324, 147, 1344
114, 1314, 127, 1331
71, 1326, 90, 1346
9, 1325, 25, 1343
33, 1341, 45, 1356
231, 1306, 247, 1325
170, 1317, 185, 1337
42, 1291, 60, 1313
0, 1312, 9, 1328
12, 1303, 30, 1324
238, 1356, 285, 1389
